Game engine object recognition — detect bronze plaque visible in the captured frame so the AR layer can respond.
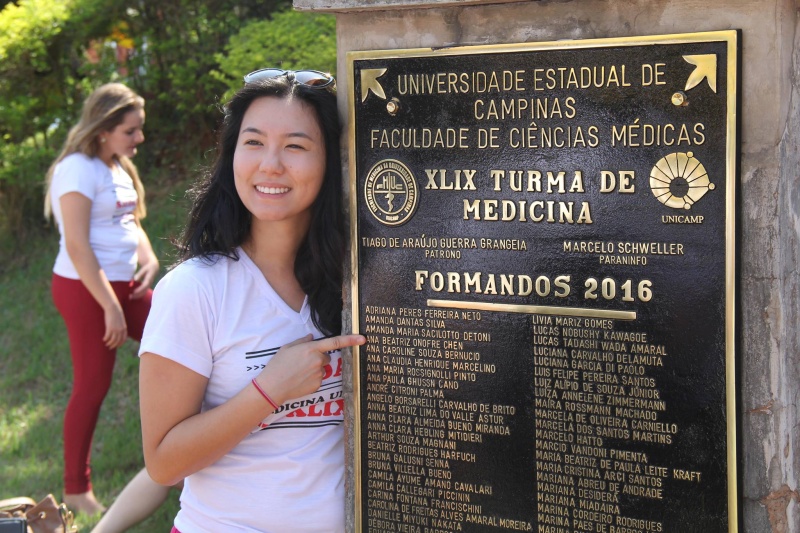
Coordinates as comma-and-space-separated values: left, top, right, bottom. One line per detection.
348, 31, 738, 533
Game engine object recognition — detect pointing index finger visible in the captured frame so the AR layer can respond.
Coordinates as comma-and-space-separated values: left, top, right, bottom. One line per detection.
313, 334, 367, 353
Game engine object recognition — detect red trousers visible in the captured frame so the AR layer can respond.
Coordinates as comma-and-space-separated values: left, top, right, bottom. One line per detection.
52, 274, 152, 494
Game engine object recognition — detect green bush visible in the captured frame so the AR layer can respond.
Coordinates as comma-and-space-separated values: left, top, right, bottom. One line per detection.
0, 0, 121, 248
214, 9, 337, 101
0, 140, 58, 249
0, 1, 338, 249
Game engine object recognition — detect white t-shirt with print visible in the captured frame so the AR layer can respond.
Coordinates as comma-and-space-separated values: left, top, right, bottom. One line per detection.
139, 249, 345, 533
50, 152, 140, 280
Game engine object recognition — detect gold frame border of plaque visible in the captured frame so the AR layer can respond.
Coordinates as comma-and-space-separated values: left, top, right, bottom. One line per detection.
347, 30, 738, 532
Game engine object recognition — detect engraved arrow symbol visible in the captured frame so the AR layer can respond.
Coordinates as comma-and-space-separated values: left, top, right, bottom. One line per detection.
683, 54, 717, 93
361, 68, 388, 102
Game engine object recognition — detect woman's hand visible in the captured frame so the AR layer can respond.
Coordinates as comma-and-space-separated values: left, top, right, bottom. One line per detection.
60, 191, 128, 347
131, 258, 159, 299
140, 334, 365, 484
103, 302, 128, 348
131, 225, 159, 299
256, 334, 367, 405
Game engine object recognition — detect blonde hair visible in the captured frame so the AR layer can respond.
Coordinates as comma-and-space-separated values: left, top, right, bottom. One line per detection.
44, 83, 147, 220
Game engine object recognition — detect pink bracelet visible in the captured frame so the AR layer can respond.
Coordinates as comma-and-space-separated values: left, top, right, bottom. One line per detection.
251, 379, 279, 411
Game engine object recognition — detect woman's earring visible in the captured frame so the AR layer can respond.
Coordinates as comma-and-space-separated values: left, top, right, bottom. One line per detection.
101, 137, 106, 143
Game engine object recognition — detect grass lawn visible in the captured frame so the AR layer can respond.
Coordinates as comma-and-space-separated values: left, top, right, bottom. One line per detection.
0, 174, 194, 532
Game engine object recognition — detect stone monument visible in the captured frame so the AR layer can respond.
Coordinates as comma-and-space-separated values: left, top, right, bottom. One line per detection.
293, 1, 799, 532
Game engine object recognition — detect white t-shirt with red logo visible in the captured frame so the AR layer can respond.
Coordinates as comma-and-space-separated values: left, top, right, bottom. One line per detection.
50, 152, 140, 281
139, 249, 345, 533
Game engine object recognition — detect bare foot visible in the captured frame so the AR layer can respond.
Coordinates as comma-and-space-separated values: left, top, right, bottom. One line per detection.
64, 491, 106, 515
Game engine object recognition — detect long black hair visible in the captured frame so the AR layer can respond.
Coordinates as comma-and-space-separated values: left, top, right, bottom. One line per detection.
180, 76, 344, 336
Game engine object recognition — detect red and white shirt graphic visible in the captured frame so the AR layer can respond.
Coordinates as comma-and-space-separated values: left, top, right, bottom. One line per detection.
140, 249, 345, 533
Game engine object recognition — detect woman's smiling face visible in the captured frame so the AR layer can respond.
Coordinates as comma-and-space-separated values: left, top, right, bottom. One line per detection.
233, 96, 326, 228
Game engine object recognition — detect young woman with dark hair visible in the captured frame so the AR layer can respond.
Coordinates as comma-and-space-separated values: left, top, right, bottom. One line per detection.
178, 72, 346, 336
138, 70, 365, 533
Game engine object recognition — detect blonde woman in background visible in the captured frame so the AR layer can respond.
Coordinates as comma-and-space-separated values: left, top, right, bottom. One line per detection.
46, 83, 172, 530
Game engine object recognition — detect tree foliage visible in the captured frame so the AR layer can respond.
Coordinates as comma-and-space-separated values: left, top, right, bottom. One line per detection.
0, 0, 337, 246
120, 1, 288, 157
0, 0, 118, 240
214, 9, 337, 101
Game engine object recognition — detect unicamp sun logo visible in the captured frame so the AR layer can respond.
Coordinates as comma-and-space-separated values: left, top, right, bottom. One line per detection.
649, 151, 715, 210
364, 159, 419, 226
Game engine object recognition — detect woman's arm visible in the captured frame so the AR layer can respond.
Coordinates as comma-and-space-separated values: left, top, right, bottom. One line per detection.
131, 224, 159, 299
60, 192, 127, 348
139, 352, 275, 485
140, 334, 365, 485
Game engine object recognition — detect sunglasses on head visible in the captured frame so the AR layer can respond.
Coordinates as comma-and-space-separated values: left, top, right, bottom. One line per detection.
243, 68, 336, 91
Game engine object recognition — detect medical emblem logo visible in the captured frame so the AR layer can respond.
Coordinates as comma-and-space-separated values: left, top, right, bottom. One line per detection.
364, 159, 419, 226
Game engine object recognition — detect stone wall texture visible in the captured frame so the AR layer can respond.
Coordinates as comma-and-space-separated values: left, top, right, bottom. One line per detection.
297, 1, 800, 531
